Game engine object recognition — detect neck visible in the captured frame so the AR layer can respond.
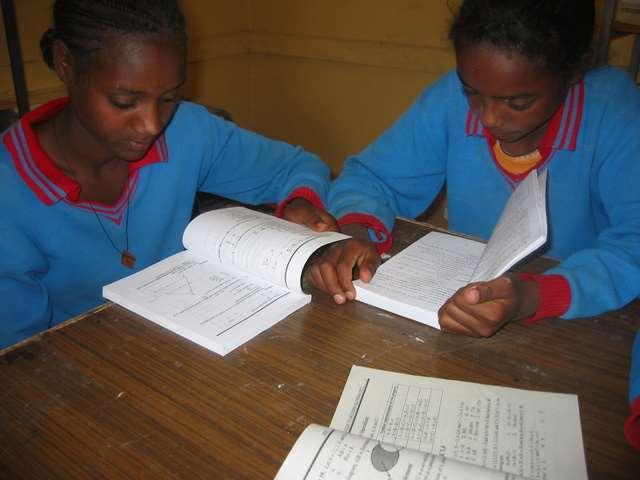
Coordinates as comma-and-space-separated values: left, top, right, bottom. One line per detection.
53, 108, 122, 178
50, 109, 130, 205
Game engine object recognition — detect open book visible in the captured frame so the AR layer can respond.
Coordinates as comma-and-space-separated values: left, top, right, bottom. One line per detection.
354, 169, 548, 329
103, 206, 347, 355
276, 366, 587, 480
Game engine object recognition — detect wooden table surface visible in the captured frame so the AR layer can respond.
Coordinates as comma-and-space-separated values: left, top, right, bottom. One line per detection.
1, 219, 638, 479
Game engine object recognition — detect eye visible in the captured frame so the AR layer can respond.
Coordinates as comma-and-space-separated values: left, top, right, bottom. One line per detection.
506, 97, 535, 111
461, 87, 477, 97
109, 97, 136, 110
162, 94, 182, 104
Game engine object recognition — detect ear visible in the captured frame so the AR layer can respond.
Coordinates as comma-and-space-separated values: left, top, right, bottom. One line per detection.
52, 39, 76, 86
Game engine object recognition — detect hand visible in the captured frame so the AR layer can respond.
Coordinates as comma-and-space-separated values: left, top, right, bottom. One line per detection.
306, 237, 381, 304
438, 274, 539, 337
282, 198, 339, 232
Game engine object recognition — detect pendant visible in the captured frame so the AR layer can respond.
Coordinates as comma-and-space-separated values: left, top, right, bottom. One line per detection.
121, 250, 136, 269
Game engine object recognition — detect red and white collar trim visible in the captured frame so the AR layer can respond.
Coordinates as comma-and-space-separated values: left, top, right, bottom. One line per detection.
465, 80, 585, 151
2, 97, 168, 222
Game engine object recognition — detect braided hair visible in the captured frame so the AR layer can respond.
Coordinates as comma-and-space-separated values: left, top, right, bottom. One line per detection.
40, 0, 187, 71
449, 0, 595, 79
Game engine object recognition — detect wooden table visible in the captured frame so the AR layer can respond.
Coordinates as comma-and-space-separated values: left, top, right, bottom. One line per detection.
1, 219, 638, 479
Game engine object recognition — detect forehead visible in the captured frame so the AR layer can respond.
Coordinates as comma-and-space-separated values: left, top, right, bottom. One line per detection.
456, 43, 556, 96
85, 34, 186, 91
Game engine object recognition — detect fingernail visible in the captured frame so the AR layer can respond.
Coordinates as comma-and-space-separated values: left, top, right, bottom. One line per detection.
346, 291, 355, 300
333, 294, 345, 304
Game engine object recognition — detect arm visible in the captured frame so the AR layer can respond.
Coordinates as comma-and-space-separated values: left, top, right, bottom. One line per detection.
0, 223, 52, 349
311, 74, 459, 300
192, 105, 332, 227
440, 71, 640, 335
327, 72, 459, 250
544, 79, 640, 320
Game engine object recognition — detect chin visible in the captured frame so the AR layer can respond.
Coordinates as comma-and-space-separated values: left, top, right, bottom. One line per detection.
114, 151, 145, 163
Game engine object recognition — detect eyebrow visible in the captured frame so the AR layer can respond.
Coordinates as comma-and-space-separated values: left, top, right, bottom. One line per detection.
111, 78, 187, 96
456, 71, 535, 100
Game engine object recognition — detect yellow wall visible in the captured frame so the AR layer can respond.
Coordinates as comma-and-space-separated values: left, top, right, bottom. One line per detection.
0, 1, 454, 173
245, 1, 455, 172
0, 0, 253, 119
0, 0, 636, 174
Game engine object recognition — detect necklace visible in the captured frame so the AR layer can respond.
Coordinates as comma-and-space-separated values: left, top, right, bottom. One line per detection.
87, 182, 136, 269
52, 115, 136, 268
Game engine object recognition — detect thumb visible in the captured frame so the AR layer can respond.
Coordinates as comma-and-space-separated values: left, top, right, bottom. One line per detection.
463, 285, 482, 304
465, 276, 513, 304
463, 282, 497, 304
317, 211, 339, 231
356, 253, 380, 283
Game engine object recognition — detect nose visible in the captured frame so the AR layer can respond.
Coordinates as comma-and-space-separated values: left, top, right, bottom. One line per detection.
133, 102, 163, 136
478, 98, 501, 130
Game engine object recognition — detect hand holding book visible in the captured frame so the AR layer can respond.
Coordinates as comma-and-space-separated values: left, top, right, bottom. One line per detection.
352, 169, 548, 332
438, 272, 540, 337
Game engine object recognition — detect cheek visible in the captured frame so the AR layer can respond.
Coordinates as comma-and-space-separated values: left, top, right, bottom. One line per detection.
515, 105, 553, 132
159, 102, 179, 126
466, 96, 481, 114
87, 107, 133, 144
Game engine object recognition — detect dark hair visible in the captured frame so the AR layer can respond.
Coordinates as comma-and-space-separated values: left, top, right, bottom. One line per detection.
40, 0, 187, 70
449, 0, 595, 79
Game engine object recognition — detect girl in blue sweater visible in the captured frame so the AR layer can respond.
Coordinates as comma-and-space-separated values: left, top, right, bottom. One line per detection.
0, 0, 335, 349
309, 0, 640, 338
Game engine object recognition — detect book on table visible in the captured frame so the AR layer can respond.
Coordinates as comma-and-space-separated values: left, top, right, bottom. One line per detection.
354, 168, 548, 329
275, 365, 587, 480
103, 206, 347, 355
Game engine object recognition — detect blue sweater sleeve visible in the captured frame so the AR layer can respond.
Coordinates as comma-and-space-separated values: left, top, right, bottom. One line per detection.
546, 72, 640, 319
0, 221, 52, 349
327, 72, 456, 232
177, 103, 331, 207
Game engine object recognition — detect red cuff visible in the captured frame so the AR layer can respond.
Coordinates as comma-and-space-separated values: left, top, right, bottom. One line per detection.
275, 187, 325, 218
337, 213, 393, 253
517, 273, 571, 325
625, 396, 640, 451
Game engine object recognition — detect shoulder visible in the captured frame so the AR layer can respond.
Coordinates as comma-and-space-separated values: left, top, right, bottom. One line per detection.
583, 66, 640, 113
417, 70, 462, 101
0, 137, 23, 198
404, 69, 465, 121
167, 101, 233, 134
0, 146, 42, 233
163, 101, 236, 156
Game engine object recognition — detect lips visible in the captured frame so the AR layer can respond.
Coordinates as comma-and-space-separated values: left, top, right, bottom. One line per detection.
128, 138, 154, 151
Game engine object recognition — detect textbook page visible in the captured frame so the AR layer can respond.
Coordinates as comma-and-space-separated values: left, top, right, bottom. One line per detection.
471, 169, 547, 282
183, 207, 347, 293
353, 169, 547, 328
330, 366, 587, 480
103, 251, 310, 355
275, 424, 530, 480
353, 232, 485, 328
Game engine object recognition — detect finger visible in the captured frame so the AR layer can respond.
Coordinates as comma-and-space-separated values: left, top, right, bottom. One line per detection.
317, 257, 349, 304
304, 213, 328, 232
335, 251, 358, 301
439, 306, 479, 337
356, 252, 381, 283
440, 298, 497, 338
307, 264, 327, 292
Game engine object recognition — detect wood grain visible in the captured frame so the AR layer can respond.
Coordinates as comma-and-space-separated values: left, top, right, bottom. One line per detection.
1, 219, 638, 479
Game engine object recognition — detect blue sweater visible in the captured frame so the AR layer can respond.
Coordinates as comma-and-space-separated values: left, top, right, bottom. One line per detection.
328, 66, 640, 320
0, 99, 331, 348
